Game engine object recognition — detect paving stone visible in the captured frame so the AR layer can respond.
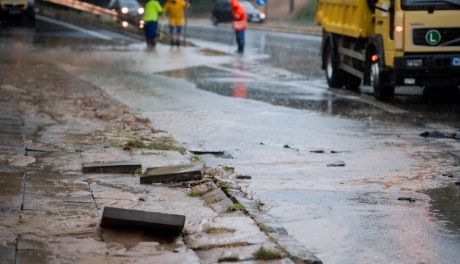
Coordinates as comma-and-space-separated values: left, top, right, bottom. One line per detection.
141, 163, 205, 184
0, 171, 24, 211
100, 206, 186, 236
15, 249, 49, 264
201, 189, 233, 214
449, 151, 460, 160
0, 245, 16, 261
184, 215, 270, 250
0, 165, 23, 173
82, 161, 141, 174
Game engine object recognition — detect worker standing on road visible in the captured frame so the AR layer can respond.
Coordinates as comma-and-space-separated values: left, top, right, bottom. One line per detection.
230, 0, 247, 54
163, 0, 190, 46
143, 0, 163, 48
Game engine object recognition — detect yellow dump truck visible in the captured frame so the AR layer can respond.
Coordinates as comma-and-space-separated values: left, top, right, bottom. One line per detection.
316, 0, 460, 100
0, 0, 35, 26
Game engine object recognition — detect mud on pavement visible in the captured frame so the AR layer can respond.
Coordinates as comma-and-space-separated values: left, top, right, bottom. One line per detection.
0, 50, 319, 263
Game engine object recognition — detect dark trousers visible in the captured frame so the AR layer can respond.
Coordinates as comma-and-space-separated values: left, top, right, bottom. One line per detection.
144, 21, 158, 47
235, 30, 245, 53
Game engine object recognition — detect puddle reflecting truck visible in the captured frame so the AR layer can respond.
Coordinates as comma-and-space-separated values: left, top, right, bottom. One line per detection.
315, 0, 460, 100
0, 0, 35, 26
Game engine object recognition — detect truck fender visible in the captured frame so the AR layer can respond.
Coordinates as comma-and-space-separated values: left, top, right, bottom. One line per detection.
321, 30, 335, 70
366, 35, 395, 86
366, 35, 385, 67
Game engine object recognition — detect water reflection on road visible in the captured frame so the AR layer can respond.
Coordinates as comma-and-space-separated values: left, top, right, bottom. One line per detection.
4, 18, 460, 264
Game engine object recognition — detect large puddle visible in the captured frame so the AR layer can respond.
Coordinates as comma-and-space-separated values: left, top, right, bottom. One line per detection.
425, 182, 460, 236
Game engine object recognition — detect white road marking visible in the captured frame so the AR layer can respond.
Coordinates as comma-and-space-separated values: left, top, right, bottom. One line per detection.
36, 15, 113, 40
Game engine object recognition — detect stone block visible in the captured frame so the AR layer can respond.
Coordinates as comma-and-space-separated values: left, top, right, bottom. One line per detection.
100, 206, 186, 236
82, 161, 141, 174
140, 163, 205, 184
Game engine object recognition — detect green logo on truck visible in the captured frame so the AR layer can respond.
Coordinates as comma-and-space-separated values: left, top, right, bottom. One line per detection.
425, 30, 441, 45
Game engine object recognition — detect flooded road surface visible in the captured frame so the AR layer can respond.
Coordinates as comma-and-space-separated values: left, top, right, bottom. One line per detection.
186, 24, 460, 128
2, 16, 460, 264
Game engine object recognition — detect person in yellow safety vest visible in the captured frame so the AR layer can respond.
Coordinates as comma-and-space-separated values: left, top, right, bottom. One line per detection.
143, 0, 163, 48
163, 0, 190, 46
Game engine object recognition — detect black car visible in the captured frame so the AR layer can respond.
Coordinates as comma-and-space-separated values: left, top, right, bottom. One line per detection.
108, 0, 144, 27
211, 0, 265, 25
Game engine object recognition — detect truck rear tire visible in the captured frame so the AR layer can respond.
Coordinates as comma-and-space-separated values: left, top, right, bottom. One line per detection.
370, 62, 394, 101
325, 43, 345, 89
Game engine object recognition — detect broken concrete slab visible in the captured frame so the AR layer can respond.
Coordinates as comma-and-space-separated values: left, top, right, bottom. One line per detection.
100, 206, 186, 236
420, 131, 459, 140
398, 197, 416, 203
236, 175, 252, 180
190, 150, 233, 159
82, 161, 141, 174
327, 161, 346, 167
140, 163, 205, 184
283, 145, 299, 151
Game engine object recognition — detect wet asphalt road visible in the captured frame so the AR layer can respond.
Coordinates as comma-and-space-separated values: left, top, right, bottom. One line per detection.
2, 14, 460, 264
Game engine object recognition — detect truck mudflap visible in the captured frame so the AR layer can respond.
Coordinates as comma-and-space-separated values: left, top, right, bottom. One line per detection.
394, 54, 460, 86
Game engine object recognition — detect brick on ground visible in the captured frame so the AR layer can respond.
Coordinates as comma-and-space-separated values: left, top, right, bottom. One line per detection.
100, 206, 186, 236
82, 161, 141, 174
140, 163, 205, 184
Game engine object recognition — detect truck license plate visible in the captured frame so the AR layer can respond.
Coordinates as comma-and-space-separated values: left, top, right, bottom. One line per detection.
452, 57, 460, 66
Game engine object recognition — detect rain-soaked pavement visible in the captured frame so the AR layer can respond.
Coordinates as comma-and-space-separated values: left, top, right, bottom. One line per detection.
2, 13, 460, 264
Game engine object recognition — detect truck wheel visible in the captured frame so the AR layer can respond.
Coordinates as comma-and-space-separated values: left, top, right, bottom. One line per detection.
325, 44, 345, 88
370, 61, 394, 100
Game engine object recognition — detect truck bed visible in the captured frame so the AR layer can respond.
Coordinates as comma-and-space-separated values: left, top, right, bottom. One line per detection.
315, 0, 374, 38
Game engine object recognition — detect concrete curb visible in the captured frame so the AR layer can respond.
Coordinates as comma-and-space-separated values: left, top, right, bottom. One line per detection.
223, 188, 323, 264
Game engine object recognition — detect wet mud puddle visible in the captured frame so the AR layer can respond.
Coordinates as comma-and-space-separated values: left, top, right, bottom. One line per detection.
158, 65, 387, 120
425, 182, 460, 236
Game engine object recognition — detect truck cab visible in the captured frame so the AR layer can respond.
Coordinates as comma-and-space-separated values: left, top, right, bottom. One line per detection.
316, 0, 460, 100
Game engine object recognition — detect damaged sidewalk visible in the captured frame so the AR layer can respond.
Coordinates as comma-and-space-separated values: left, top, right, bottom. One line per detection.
0, 53, 320, 263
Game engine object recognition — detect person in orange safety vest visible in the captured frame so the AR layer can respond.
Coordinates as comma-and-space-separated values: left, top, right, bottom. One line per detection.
230, 0, 247, 54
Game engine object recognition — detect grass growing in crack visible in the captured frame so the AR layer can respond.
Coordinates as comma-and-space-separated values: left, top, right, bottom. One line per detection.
134, 167, 142, 175
146, 137, 187, 153
222, 165, 235, 174
254, 198, 265, 212
190, 154, 203, 163
200, 242, 249, 250
205, 169, 217, 178
204, 196, 223, 206
124, 138, 144, 149
253, 247, 282, 260
188, 189, 207, 197
118, 136, 187, 154
226, 203, 244, 212
105, 139, 124, 148
204, 227, 236, 234
218, 256, 239, 262
218, 182, 233, 190
74, 145, 85, 153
